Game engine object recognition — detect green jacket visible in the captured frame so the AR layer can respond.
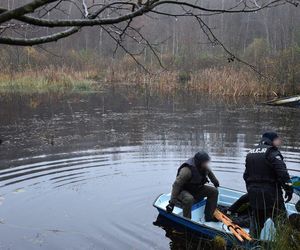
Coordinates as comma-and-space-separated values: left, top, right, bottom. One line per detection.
170, 166, 219, 203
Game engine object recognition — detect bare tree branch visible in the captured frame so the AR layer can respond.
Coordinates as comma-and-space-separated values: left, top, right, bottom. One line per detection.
0, 0, 299, 76
0, 0, 292, 28
0, 3, 152, 27
103, 26, 150, 73
0, 0, 57, 24
195, 16, 265, 76
0, 27, 80, 45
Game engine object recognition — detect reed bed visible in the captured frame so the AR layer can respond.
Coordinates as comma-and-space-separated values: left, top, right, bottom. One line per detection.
0, 64, 295, 96
189, 68, 274, 97
0, 67, 101, 93
130, 68, 289, 97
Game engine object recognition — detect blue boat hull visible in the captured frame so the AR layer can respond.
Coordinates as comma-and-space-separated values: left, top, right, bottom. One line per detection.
157, 207, 222, 238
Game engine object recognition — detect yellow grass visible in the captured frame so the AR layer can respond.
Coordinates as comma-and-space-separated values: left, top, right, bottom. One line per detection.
0, 67, 102, 93
0, 64, 293, 96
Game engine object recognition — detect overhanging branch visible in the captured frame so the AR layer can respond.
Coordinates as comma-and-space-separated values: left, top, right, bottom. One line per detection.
0, 0, 57, 24
0, 27, 80, 45
0, 0, 298, 75
0, 0, 291, 28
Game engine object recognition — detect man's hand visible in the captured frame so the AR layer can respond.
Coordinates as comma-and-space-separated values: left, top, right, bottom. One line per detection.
284, 184, 293, 203
166, 202, 175, 213
213, 181, 220, 188
207, 170, 219, 188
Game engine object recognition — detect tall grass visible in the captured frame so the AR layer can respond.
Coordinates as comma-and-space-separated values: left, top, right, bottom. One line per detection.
189, 68, 275, 97
0, 47, 299, 96
127, 67, 290, 97
0, 67, 102, 93
0, 65, 293, 96
269, 220, 300, 250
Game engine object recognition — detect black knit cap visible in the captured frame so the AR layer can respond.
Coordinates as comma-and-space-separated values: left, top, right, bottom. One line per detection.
194, 151, 210, 167
262, 132, 279, 142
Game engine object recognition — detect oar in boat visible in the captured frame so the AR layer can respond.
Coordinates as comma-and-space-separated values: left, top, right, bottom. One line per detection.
217, 210, 252, 241
214, 210, 244, 242
214, 209, 252, 242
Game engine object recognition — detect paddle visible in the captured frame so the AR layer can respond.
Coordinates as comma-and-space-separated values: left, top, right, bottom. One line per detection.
214, 209, 252, 242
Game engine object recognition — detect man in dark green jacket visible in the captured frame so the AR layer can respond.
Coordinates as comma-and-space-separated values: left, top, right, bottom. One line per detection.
166, 151, 219, 221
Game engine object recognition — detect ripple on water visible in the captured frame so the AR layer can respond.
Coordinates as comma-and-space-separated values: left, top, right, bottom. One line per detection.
0, 145, 298, 249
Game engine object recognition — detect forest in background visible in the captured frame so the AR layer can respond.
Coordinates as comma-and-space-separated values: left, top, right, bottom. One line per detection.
0, 0, 299, 96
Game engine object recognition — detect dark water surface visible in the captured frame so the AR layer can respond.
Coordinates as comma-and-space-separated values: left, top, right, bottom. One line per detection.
0, 88, 299, 250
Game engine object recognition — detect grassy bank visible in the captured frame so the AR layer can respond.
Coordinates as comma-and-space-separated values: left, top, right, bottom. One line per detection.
0, 65, 297, 96
1, 43, 299, 96
0, 67, 102, 93
1, 42, 299, 96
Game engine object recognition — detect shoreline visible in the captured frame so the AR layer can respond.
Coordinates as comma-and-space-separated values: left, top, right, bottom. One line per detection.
0, 66, 298, 97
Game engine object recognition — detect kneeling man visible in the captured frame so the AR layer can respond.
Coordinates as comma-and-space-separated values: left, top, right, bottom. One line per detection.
166, 151, 219, 222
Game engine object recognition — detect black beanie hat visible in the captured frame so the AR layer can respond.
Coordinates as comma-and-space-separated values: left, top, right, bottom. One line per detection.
262, 132, 279, 142
194, 151, 210, 167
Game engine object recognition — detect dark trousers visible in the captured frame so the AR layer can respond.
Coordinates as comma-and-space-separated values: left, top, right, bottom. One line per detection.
228, 193, 249, 214
177, 185, 218, 219
247, 185, 287, 238
250, 203, 287, 238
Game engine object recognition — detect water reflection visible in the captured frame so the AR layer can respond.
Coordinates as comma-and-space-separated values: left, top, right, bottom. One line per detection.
153, 215, 213, 250
0, 87, 299, 249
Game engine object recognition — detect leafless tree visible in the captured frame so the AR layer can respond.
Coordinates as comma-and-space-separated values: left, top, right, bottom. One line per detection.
0, 0, 299, 71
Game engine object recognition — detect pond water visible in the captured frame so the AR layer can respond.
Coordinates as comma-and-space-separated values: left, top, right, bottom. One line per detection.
0, 87, 299, 250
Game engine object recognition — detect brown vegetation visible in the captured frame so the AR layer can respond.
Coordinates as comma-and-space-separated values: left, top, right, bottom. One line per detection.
0, 42, 299, 96
0, 65, 295, 96
0, 66, 100, 93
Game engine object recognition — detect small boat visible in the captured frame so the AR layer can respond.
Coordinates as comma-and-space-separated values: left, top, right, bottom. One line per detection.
266, 95, 300, 107
153, 187, 298, 246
